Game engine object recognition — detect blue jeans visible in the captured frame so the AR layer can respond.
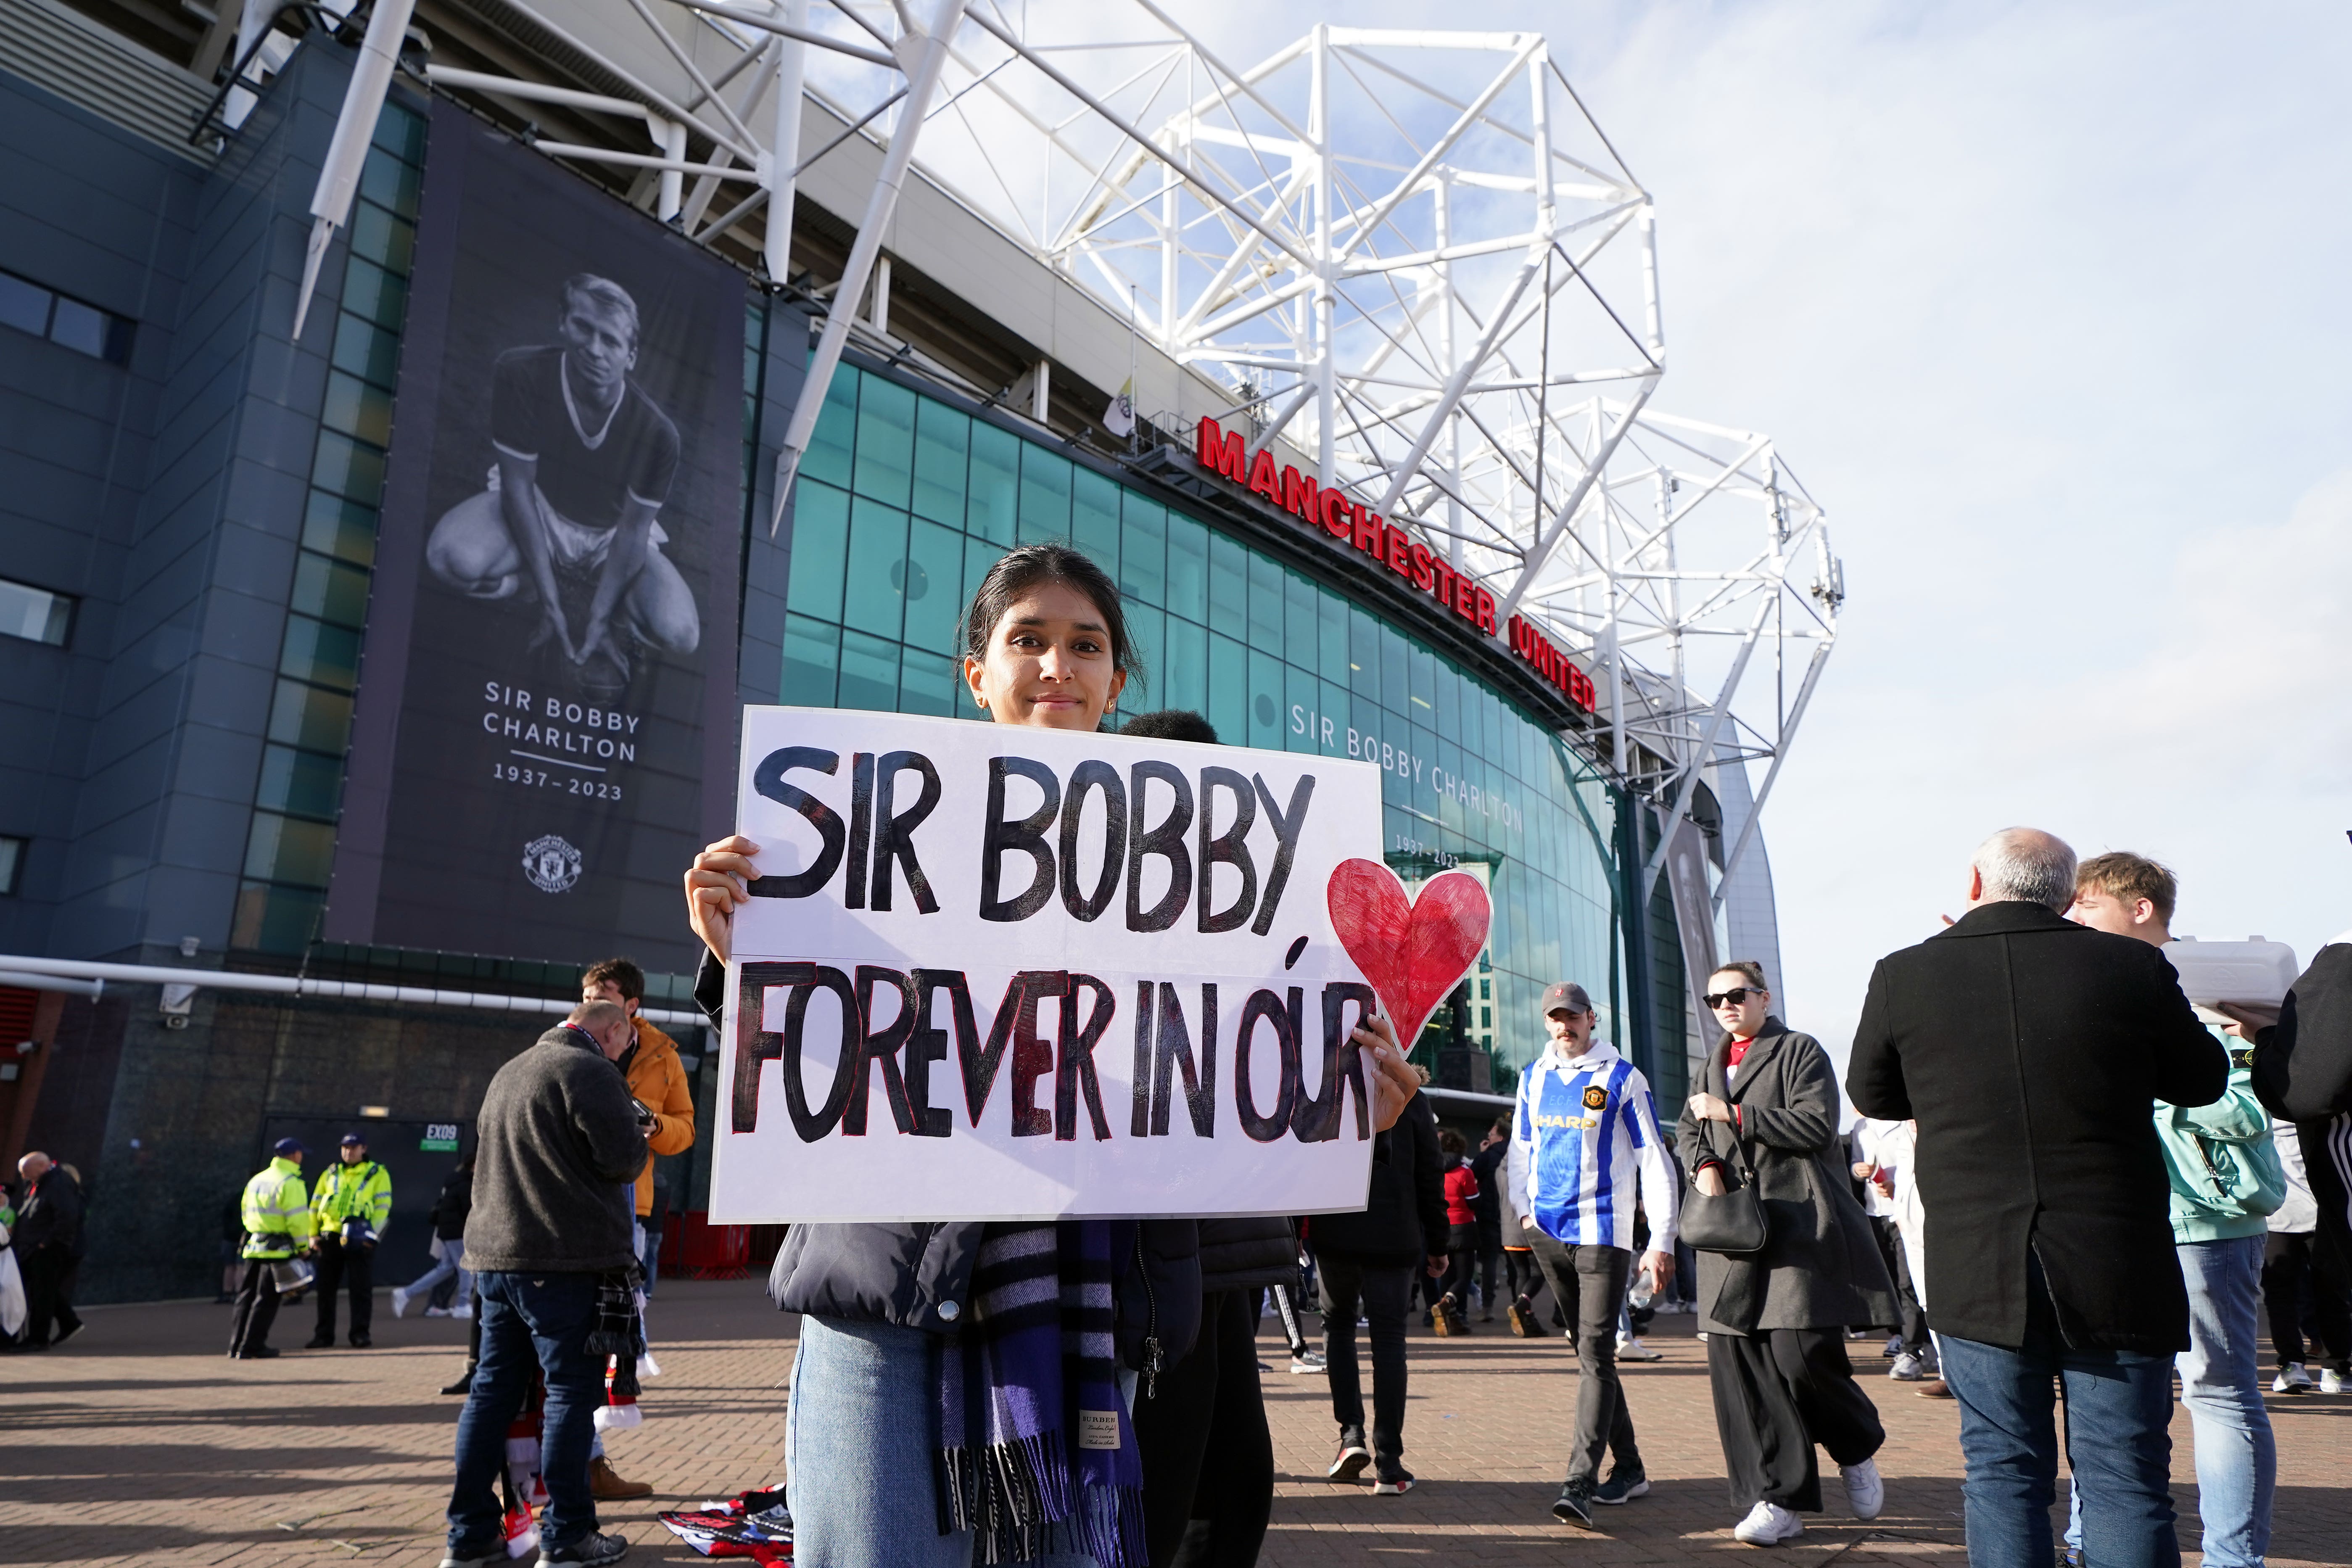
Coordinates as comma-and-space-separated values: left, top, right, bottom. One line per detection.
1939, 1267, 2178, 1568
447, 1271, 606, 1554
788, 1315, 1095, 1568
401, 1238, 474, 1312
2066, 1238, 2273, 1567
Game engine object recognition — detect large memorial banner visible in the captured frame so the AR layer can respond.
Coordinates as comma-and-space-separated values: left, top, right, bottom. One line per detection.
326, 102, 744, 968
711, 707, 1396, 1222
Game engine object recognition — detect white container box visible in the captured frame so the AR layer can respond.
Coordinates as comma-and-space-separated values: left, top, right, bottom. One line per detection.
2165, 939, 2300, 1009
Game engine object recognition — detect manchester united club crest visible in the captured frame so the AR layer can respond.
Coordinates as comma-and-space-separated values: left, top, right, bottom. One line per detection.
521, 834, 583, 893
1581, 1085, 1609, 1111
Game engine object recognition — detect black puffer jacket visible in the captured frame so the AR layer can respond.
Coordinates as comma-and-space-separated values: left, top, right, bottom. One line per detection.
1195, 1217, 1298, 1293
1307, 1089, 1445, 1266
697, 952, 1202, 1372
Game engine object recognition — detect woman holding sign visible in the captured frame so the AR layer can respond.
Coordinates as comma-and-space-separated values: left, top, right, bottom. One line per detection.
685, 543, 1424, 1568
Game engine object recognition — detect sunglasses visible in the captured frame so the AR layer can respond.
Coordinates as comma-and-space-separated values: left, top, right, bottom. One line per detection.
1704, 987, 1759, 1010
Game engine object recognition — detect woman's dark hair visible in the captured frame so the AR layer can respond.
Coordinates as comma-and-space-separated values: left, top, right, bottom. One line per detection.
1439, 1128, 1467, 1155
959, 542, 1144, 700
1712, 958, 1769, 992
1119, 709, 1216, 744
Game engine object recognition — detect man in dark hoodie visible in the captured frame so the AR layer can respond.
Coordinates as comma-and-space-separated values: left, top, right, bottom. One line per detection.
442, 1000, 647, 1568
1312, 1073, 1447, 1495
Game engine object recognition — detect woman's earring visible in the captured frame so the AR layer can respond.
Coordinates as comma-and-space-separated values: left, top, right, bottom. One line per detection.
974, 692, 988, 710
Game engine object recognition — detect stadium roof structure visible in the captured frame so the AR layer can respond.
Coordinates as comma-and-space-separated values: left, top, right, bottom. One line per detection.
206, 0, 1842, 887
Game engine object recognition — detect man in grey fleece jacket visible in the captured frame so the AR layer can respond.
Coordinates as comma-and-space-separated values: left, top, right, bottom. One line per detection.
444, 1000, 647, 1568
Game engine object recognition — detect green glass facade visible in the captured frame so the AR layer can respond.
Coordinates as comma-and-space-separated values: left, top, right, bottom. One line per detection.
231, 103, 428, 954
782, 362, 1630, 1090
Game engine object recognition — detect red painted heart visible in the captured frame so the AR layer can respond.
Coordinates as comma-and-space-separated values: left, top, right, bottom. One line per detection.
1325, 859, 1493, 1045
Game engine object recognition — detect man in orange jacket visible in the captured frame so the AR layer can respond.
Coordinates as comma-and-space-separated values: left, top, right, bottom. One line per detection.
578, 956, 698, 1503
581, 957, 697, 1281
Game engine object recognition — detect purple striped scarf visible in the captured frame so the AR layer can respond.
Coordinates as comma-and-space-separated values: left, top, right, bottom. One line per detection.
937, 1220, 1144, 1568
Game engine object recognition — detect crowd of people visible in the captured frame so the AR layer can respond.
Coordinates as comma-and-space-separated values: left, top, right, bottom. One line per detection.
9, 535, 2348, 1568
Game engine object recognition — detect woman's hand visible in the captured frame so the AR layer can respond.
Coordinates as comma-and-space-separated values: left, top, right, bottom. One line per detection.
1349, 1011, 1422, 1133
1693, 1164, 1729, 1198
685, 834, 760, 962
1688, 1091, 1733, 1125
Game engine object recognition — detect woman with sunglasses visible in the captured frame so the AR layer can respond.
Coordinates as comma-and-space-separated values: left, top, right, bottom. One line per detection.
681, 542, 1423, 1568
1679, 961, 1898, 1548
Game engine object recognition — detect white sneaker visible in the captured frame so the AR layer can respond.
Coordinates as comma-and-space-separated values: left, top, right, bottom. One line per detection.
1840, 1459, 1884, 1520
2273, 1363, 2313, 1394
1290, 1351, 1327, 1373
1890, 1352, 1925, 1381
1733, 1499, 1805, 1545
1616, 1335, 1663, 1362
451, 1305, 473, 1320
390, 1287, 412, 1319
425, 1306, 451, 1318
2323, 1367, 2348, 1394
638, 1352, 663, 1378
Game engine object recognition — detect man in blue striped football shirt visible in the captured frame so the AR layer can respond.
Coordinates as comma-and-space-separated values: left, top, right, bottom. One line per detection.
1507, 981, 1680, 1528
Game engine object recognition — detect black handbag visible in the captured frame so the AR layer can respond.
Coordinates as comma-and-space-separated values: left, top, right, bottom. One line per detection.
1681, 1114, 1769, 1258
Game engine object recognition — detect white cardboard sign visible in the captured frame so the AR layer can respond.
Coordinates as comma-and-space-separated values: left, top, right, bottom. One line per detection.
710, 706, 1388, 1222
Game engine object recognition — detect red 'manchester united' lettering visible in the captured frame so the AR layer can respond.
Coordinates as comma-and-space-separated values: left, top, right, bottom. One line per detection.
1191, 416, 1588, 713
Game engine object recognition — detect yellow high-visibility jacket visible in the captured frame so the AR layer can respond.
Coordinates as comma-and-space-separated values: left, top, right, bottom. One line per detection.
311, 1159, 392, 1236
240, 1157, 315, 1259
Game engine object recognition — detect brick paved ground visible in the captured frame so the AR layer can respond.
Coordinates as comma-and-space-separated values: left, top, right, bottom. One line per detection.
5, 1280, 2346, 1567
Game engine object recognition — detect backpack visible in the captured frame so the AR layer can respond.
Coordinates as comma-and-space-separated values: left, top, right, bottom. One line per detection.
2180, 1128, 2287, 1219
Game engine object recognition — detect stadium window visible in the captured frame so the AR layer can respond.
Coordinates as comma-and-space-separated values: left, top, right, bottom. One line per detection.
0, 577, 73, 646
0, 268, 132, 362
0, 835, 24, 896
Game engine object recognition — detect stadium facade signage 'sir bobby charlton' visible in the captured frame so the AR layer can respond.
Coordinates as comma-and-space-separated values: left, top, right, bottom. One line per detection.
324, 103, 745, 969
712, 707, 1408, 1223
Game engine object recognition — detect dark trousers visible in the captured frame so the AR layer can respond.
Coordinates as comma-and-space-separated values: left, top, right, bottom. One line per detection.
1504, 1245, 1541, 1305
2262, 1230, 2352, 1373
19, 1244, 81, 1346
1473, 1225, 1502, 1313
1133, 1290, 1275, 1568
1528, 1233, 1638, 1483
448, 1271, 604, 1555
1318, 1255, 1411, 1468
1872, 1217, 1930, 1352
227, 1258, 282, 1356
1259, 1281, 1310, 1358
312, 1237, 374, 1341
1708, 1327, 1885, 1512
1437, 1222, 1478, 1312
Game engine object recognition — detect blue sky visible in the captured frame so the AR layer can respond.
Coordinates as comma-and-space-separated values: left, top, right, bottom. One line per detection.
1531, 0, 2352, 1048
1214, 0, 2352, 1048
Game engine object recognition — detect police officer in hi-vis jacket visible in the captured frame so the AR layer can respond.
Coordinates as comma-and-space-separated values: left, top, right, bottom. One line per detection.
307, 1132, 392, 1349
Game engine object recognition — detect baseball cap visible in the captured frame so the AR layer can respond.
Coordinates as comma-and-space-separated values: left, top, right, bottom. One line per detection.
272, 1137, 306, 1157
1541, 982, 1592, 1017
339, 1132, 367, 1146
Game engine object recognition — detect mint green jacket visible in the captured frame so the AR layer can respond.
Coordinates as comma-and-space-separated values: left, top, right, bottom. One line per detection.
2155, 1046, 2286, 1244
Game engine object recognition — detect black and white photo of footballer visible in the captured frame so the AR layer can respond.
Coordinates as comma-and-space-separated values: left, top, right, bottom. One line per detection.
424, 273, 701, 687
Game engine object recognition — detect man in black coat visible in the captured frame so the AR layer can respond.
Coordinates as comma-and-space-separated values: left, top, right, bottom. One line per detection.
2241, 939, 2352, 1361
1848, 827, 2225, 1568
1308, 1082, 1447, 1496
12, 1152, 85, 1349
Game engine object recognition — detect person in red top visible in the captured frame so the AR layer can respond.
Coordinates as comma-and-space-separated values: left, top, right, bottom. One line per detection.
1434, 1129, 1483, 1335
